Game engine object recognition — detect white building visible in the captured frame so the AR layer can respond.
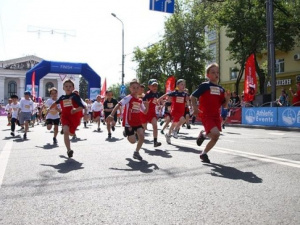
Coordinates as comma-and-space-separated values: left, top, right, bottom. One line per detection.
0, 55, 80, 104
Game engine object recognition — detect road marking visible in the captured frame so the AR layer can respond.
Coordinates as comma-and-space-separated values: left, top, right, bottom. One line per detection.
172, 139, 300, 169
0, 141, 13, 188
268, 133, 285, 136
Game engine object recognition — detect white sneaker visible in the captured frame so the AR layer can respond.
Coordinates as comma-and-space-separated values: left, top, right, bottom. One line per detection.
165, 134, 171, 144
172, 131, 178, 139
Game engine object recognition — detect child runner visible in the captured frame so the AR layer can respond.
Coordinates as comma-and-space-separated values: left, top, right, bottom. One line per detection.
50, 79, 84, 158
83, 99, 91, 128
142, 79, 162, 147
92, 95, 104, 132
106, 79, 148, 160
10, 95, 20, 137
137, 84, 148, 130
44, 87, 61, 144
159, 79, 189, 144
5, 98, 12, 126
18, 91, 34, 140
191, 63, 230, 163
103, 91, 118, 139
160, 100, 172, 134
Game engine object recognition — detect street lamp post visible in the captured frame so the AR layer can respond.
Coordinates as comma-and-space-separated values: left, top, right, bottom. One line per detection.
111, 13, 125, 86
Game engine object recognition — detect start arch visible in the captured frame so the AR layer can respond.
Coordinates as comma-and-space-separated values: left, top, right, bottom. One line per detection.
25, 60, 101, 99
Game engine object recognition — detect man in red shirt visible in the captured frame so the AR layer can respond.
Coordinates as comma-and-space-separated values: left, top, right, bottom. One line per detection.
191, 63, 230, 163
289, 82, 300, 106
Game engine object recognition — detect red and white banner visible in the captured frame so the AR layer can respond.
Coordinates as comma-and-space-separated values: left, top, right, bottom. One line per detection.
100, 78, 107, 97
165, 76, 176, 94
32, 71, 36, 98
244, 54, 257, 102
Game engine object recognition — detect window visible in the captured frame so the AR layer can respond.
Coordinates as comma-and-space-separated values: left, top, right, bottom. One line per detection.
206, 30, 217, 42
276, 59, 284, 73
8, 81, 17, 97
230, 67, 239, 80
209, 43, 217, 63
45, 82, 54, 97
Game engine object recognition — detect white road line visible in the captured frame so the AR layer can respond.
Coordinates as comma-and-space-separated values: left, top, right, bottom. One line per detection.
0, 141, 13, 188
172, 139, 300, 169
268, 133, 285, 136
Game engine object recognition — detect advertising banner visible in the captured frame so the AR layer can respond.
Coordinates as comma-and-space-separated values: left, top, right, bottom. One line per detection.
278, 107, 300, 128
165, 76, 176, 94
244, 54, 257, 102
50, 62, 82, 74
90, 88, 100, 100
0, 108, 8, 116
242, 107, 277, 126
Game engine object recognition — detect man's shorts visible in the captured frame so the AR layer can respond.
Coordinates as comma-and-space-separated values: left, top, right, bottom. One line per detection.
19, 112, 31, 125
140, 112, 148, 124
61, 113, 81, 135
93, 111, 101, 118
171, 112, 184, 123
31, 114, 36, 120
124, 126, 143, 136
146, 112, 157, 123
46, 118, 60, 126
201, 116, 222, 134
105, 113, 117, 122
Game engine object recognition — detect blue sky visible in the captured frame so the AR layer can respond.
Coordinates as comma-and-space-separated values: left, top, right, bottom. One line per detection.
0, 0, 171, 87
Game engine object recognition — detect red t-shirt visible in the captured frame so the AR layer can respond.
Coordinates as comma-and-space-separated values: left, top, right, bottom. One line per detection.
143, 91, 159, 116
292, 90, 300, 106
192, 81, 225, 118
119, 95, 145, 127
55, 93, 84, 116
168, 90, 188, 115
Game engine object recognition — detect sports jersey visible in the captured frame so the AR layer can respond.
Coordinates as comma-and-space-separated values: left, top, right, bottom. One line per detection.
120, 95, 145, 127
10, 103, 20, 119
91, 101, 103, 112
44, 98, 61, 120
143, 91, 159, 116
192, 81, 225, 118
19, 98, 34, 113
167, 90, 188, 115
104, 98, 118, 113
55, 93, 84, 115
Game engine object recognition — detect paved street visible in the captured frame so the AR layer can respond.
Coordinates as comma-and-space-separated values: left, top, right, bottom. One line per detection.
0, 116, 299, 225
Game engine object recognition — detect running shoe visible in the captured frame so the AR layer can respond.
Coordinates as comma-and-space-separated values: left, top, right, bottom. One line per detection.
187, 124, 191, 129
154, 141, 162, 147
133, 151, 143, 160
196, 130, 205, 146
10, 132, 15, 137
53, 137, 58, 144
108, 133, 112, 139
222, 124, 225, 129
160, 130, 164, 134
172, 131, 178, 139
165, 134, 171, 144
67, 150, 74, 158
160, 121, 164, 126
97, 127, 101, 132
71, 135, 77, 141
23, 133, 27, 140
200, 154, 210, 163
112, 126, 115, 132
60, 129, 64, 135
123, 130, 127, 137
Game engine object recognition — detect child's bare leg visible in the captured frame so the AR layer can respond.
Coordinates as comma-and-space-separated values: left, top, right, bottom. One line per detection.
174, 117, 186, 131
136, 128, 144, 151
127, 135, 136, 144
203, 127, 220, 154
151, 118, 158, 138
54, 125, 58, 138
63, 125, 71, 151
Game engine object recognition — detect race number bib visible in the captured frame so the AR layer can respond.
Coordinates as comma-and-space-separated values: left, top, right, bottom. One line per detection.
176, 97, 184, 103
210, 86, 221, 95
25, 105, 30, 109
49, 109, 57, 115
107, 103, 114, 108
63, 99, 72, 107
132, 102, 141, 111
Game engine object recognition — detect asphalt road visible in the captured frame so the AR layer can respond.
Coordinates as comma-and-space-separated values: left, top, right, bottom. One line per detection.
0, 117, 299, 225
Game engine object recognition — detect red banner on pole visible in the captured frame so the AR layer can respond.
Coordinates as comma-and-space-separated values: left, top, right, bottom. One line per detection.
32, 71, 36, 98
244, 54, 257, 102
100, 78, 107, 97
165, 76, 176, 94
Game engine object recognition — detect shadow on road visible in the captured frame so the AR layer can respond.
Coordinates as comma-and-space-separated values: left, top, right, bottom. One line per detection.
3, 135, 21, 140
142, 148, 172, 158
35, 143, 59, 150
105, 137, 124, 142
171, 144, 202, 154
204, 163, 263, 183
70, 137, 87, 143
110, 158, 159, 173
41, 155, 84, 174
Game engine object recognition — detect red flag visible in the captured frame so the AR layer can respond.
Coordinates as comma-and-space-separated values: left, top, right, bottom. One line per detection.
100, 78, 107, 97
244, 54, 257, 102
32, 71, 36, 98
165, 76, 176, 94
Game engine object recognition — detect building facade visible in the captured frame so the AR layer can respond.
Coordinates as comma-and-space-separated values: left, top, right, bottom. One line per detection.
209, 27, 300, 103
0, 55, 80, 104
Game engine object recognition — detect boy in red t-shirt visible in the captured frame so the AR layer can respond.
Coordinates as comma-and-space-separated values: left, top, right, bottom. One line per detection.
142, 79, 162, 147
191, 63, 230, 163
159, 79, 189, 144
50, 79, 84, 158
289, 82, 300, 106
106, 79, 149, 161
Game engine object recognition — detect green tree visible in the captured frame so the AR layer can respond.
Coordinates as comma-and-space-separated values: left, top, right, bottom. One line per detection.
79, 76, 88, 100
215, 0, 300, 94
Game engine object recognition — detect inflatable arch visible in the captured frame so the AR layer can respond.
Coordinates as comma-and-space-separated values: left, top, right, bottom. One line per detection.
25, 60, 101, 99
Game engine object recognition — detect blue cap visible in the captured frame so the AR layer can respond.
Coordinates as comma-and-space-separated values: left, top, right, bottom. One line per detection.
148, 79, 158, 86
24, 91, 31, 95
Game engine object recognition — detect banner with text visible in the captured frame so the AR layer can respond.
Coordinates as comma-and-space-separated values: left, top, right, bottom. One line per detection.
278, 107, 300, 128
242, 107, 277, 126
